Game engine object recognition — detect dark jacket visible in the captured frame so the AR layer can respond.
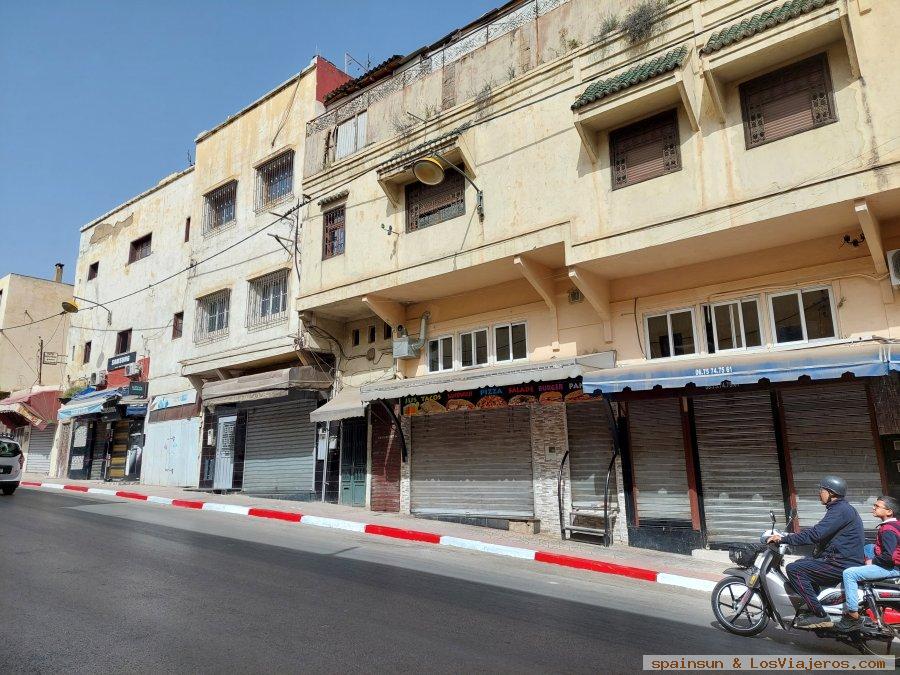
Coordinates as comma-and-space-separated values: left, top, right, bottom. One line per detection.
873, 519, 900, 570
782, 498, 865, 568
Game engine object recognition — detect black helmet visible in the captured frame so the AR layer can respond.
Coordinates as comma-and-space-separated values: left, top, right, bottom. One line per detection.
819, 475, 847, 497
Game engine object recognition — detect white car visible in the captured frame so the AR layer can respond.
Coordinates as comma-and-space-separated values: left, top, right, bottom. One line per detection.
0, 436, 23, 495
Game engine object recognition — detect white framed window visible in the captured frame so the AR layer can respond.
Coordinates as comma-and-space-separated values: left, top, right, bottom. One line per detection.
459, 328, 489, 369
335, 111, 367, 160
246, 270, 289, 329
704, 298, 763, 353
645, 308, 697, 359
494, 322, 527, 363
768, 286, 836, 345
427, 335, 454, 373
195, 289, 230, 343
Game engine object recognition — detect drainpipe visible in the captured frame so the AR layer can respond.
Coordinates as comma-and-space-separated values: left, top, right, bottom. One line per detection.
409, 311, 431, 352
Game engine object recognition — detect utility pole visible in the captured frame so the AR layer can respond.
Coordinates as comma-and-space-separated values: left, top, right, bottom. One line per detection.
37, 337, 43, 385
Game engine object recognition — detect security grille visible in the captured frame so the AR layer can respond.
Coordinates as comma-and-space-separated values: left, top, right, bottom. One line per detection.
195, 289, 230, 343
256, 151, 294, 211
611, 109, 681, 189
322, 205, 345, 259
405, 168, 465, 232
740, 53, 836, 149
203, 181, 237, 235
246, 269, 289, 329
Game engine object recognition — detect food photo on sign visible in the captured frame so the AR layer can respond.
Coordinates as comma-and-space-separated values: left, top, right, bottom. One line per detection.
401, 378, 593, 416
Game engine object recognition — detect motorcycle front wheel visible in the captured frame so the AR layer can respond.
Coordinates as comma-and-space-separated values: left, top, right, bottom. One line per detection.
711, 576, 769, 637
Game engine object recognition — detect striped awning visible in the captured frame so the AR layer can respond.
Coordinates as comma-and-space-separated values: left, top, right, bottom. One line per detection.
57, 388, 124, 420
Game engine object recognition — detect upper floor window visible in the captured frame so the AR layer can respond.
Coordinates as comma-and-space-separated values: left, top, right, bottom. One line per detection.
195, 289, 230, 342
115, 329, 132, 355
128, 234, 152, 264
646, 309, 695, 359
406, 168, 465, 232
184, 217, 191, 242
769, 287, 835, 345
322, 205, 346, 259
704, 298, 762, 353
256, 150, 294, 210
460, 328, 489, 368
172, 312, 184, 340
82, 341, 92, 364
87, 261, 99, 281
383, 322, 393, 340
740, 53, 836, 149
352, 328, 360, 347
335, 111, 367, 160
494, 322, 527, 363
610, 109, 681, 190
428, 336, 454, 373
367, 325, 376, 344
203, 181, 237, 235
247, 270, 289, 328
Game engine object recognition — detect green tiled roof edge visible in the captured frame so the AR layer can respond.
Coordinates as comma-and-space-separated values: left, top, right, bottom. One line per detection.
571, 46, 687, 111
700, 0, 836, 55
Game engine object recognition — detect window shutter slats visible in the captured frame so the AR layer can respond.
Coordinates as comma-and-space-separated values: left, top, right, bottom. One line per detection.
610, 109, 680, 189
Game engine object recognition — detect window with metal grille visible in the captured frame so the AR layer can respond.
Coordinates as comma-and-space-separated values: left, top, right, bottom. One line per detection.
405, 168, 465, 232
322, 205, 345, 259
195, 289, 230, 343
740, 54, 836, 149
246, 270, 289, 329
172, 312, 184, 340
83, 341, 92, 364
115, 329, 132, 355
203, 181, 237, 235
610, 109, 681, 189
128, 234, 152, 264
87, 262, 99, 280
256, 150, 294, 210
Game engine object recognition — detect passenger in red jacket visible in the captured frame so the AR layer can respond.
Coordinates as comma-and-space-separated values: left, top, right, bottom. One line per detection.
837, 495, 900, 632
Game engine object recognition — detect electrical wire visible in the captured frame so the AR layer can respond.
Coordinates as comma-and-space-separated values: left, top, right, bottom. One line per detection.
0, 311, 66, 331
0, 331, 37, 376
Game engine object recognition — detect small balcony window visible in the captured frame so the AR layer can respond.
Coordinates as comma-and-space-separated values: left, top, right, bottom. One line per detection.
256, 150, 294, 210
195, 289, 230, 343
610, 109, 681, 190
172, 312, 184, 340
83, 341, 92, 364
494, 323, 527, 363
460, 329, 488, 368
87, 262, 99, 281
203, 181, 237, 235
247, 270, 289, 329
128, 234, 152, 264
704, 299, 762, 353
335, 111, 367, 160
428, 336, 454, 373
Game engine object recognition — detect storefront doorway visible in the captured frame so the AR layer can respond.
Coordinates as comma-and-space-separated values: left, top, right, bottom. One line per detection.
340, 418, 367, 507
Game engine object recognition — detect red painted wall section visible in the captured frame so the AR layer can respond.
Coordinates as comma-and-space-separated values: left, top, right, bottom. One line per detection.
370, 405, 402, 512
105, 357, 150, 389
315, 56, 351, 103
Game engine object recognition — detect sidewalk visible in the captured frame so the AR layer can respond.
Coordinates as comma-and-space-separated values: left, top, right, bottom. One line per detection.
19, 472, 725, 592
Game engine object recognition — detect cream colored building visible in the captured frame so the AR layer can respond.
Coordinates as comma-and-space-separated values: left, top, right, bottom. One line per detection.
297, 0, 900, 551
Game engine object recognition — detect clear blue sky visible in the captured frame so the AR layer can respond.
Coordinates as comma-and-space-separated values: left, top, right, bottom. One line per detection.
0, 0, 498, 283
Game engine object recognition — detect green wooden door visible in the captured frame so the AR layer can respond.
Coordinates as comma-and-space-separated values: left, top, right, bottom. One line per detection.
340, 419, 367, 507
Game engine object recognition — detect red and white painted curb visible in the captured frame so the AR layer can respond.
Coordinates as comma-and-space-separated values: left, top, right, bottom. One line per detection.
20, 481, 718, 593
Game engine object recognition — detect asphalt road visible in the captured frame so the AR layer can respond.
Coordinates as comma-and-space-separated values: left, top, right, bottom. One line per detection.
3, 489, 863, 674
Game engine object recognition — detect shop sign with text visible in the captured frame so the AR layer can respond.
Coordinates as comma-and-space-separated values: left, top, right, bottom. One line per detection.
401, 378, 592, 416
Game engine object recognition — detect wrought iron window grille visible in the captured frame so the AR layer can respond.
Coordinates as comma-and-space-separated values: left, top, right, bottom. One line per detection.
203, 181, 237, 236
255, 151, 294, 211
194, 289, 231, 343
246, 270, 289, 330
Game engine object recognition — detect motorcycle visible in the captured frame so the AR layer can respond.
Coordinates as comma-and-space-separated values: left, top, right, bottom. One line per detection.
710, 510, 899, 656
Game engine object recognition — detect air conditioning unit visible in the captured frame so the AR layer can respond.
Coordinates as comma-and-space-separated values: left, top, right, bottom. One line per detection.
90, 371, 107, 386
888, 249, 900, 287
392, 336, 421, 359
124, 362, 142, 377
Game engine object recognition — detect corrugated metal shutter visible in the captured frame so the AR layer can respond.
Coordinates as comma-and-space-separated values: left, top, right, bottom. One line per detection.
25, 425, 54, 475
565, 400, 615, 510
694, 391, 784, 542
90, 423, 107, 480
242, 399, 316, 496
628, 399, 692, 523
411, 407, 534, 517
781, 383, 882, 531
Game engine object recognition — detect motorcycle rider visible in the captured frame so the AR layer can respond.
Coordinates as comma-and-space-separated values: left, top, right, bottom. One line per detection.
767, 475, 865, 629
836, 495, 900, 632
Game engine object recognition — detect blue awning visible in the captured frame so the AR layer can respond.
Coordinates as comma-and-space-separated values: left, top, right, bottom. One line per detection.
584, 342, 891, 394
58, 388, 124, 420
890, 345, 900, 372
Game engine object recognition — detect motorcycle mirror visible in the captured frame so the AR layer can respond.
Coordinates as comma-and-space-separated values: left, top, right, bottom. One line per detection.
769, 510, 776, 527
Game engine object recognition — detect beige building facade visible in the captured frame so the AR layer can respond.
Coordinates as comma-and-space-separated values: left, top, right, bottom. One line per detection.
297, 0, 900, 551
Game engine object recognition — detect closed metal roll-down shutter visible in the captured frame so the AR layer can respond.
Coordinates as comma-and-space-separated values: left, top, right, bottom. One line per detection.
90, 423, 107, 480
565, 400, 615, 510
627, 399, 692, 524
781, 383, 882, 531
694, 391, 784, 543
242, 399, 317, 496
411, 407, 534, 518
25, 425, 54, 475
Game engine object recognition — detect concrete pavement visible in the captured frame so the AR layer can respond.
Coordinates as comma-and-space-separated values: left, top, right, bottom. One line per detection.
3, 489, 858, 674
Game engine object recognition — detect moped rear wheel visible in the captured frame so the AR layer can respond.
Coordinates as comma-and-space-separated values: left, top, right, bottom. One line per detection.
712, 576, 769, 637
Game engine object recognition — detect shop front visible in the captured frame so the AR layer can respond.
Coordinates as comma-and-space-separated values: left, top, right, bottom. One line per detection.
584, 341, 896, 554
141, 389, 202, 488
199, 366, 331, 498
0, 385, 62, 476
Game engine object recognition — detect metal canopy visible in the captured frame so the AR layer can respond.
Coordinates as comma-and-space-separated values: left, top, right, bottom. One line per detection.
57, 388, 124, 421
583, 341, 892, 394
310, 386, 364, 423
201, 366, 332, 407
359, 352, 616, 402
